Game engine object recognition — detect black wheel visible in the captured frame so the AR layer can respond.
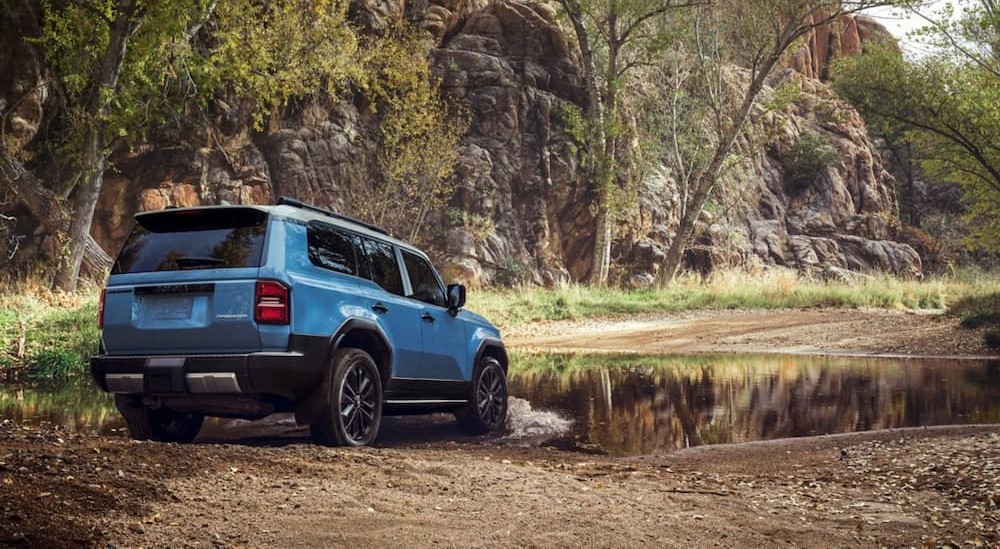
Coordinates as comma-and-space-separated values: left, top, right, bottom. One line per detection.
457, 357, 508, 435
310, 348, 383, 447
114, 395, 204, 443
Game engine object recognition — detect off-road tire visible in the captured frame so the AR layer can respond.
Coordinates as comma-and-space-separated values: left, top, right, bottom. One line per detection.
310, 348, 383, 447
457, 357, 508, 435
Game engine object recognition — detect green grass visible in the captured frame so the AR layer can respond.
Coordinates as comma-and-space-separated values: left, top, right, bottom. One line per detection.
947, 291, 1000, 349
468, 270, 999, 332
0, 281, 101, 380
1, 269, 997, 380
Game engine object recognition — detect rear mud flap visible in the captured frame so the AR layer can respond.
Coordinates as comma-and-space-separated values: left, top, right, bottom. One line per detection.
293, 366, 331, 426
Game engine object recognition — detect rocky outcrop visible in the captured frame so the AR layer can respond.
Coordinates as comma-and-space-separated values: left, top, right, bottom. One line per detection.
625, 71, 921, 283
786, 13, 897, 81
2, 0, 921, 285
431, 0, 591, 285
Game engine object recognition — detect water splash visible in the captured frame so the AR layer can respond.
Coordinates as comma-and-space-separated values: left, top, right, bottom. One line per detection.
503, 397, 572, 443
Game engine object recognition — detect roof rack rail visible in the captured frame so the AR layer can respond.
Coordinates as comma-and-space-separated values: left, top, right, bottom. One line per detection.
276, 196, 390, 236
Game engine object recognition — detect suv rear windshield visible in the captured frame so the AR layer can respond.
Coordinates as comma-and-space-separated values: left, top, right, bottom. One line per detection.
111, 208, 268, 275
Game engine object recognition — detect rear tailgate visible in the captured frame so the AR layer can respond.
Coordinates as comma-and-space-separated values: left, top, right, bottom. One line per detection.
101, 207, 272, 355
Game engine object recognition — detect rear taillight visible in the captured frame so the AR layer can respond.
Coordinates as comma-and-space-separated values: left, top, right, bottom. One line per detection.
98, 287, 107, 329
255, 280, 290, 325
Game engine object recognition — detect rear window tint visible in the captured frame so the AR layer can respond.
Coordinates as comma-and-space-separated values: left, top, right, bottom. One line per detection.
307, 222, 357, 275
111, 208, 268, 274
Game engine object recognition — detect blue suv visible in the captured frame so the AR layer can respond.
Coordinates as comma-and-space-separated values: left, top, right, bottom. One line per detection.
90, 197, 509, 446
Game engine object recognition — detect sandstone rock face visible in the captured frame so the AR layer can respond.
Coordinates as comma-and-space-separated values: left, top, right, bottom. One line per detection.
431, 0, 590, 285
0, 2, 48, 154
786, 14, 897, 81
2, 1, 922, 285
625, 71, 921, 281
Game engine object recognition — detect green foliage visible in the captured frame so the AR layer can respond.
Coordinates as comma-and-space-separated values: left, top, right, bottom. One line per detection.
350, 27, 469, 243
948, 291, 1000, 349
832, 19, 1000, 252
211, 0, 360, 128
765, 77, 804, 112
783, 132, 839, 194
494, 258, 531, 288
0, 286, 99, 379
39, 0, 218, 159
950, 292, 1000, 327
446, 207, 495, 242
36, 0, 364, 161
557, 102, 586, 146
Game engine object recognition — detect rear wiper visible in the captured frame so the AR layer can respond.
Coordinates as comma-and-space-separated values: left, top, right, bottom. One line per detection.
175, 257, 225, 269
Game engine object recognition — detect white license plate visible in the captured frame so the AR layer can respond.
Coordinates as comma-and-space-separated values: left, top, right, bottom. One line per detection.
152, 297, 193, 320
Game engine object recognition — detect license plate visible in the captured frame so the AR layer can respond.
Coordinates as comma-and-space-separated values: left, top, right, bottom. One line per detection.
152, 297, 193, 320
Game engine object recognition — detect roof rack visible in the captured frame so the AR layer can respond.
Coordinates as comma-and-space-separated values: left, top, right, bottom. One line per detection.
276, 196, 390, 236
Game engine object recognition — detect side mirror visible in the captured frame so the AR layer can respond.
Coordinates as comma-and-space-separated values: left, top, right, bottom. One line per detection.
446, 283, 466, 316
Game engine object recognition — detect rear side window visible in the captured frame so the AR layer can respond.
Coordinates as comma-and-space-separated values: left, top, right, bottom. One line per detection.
307, 223, 356, 275
361, 238, 404, 296
111, 208, 267, 274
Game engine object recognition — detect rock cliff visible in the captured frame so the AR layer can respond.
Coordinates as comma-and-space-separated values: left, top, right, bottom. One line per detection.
786, 13, 897, 81
624, 71, 921, 285
1, 1, 921, 285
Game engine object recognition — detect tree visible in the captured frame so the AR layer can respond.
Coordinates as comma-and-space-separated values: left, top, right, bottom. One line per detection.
0, 0, 220, 291
833, 2, 1000, 251
48, 0, 231, 291
350, 27, 469, 245
651, 0, 893, 282
556, 0, 697, 284
0, 0, 362, 291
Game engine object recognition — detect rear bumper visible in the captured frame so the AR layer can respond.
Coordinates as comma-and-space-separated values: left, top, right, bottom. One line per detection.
91, 346, 326, 400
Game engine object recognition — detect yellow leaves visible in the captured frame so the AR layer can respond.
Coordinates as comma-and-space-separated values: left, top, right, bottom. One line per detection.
212, 0, 360, 128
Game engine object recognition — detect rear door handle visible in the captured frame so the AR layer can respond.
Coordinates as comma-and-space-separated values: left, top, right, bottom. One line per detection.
372, 303, 389, 314
421, 313, 435, 323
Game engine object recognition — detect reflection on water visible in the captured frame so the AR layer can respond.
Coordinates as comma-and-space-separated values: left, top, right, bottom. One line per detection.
1, 353, 998, 456
508, 353, 1000, 456
0, 378, 121, 434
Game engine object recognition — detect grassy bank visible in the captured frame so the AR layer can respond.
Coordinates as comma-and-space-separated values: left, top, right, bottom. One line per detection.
468, 271, 999, 331
0, 283, 100, 380
0, 270, 996, 379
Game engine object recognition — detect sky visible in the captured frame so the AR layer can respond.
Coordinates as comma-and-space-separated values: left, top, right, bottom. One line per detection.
862, 1, 964, 56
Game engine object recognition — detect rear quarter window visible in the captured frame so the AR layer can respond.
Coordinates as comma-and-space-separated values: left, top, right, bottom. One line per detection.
307, 222, 357, 275
112, 208, 268, 274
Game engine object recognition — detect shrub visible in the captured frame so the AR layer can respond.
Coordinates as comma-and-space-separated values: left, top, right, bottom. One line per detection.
985, 328, 1000, 350
783, 132, 839, 195
494, 258, 530, 287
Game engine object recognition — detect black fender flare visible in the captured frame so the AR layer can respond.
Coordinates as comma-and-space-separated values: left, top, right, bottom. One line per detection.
294, 318, 394, 426
329, 318, 394, 383
474, 338, 508, 374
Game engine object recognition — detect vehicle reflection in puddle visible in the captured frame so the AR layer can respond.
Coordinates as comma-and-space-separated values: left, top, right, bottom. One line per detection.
2, 353, 997, 456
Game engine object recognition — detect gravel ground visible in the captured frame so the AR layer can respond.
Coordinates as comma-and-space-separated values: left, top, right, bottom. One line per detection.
1, 309, 997, 547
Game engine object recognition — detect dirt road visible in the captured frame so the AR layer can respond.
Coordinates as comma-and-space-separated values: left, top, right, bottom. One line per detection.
506, 308, 996, 358
1, 309, 997, 547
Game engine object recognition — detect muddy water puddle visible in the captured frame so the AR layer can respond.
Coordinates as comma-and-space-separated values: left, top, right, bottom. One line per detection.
2, 353, 997, 456
509, 353, 1000, 455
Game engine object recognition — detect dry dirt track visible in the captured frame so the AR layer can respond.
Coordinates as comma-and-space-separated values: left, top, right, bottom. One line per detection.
506, 308, 996, 358
1, 309, 998, 548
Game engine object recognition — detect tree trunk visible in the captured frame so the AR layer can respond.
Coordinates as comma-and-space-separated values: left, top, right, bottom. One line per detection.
52, 0, 137, 292
561, 0, 615, 285
590, 198, 613, 283
660, 55, 778, 283
0, 151, 112, 277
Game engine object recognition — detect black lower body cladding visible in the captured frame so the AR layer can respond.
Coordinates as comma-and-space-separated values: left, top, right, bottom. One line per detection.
90, 334, 329, 399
